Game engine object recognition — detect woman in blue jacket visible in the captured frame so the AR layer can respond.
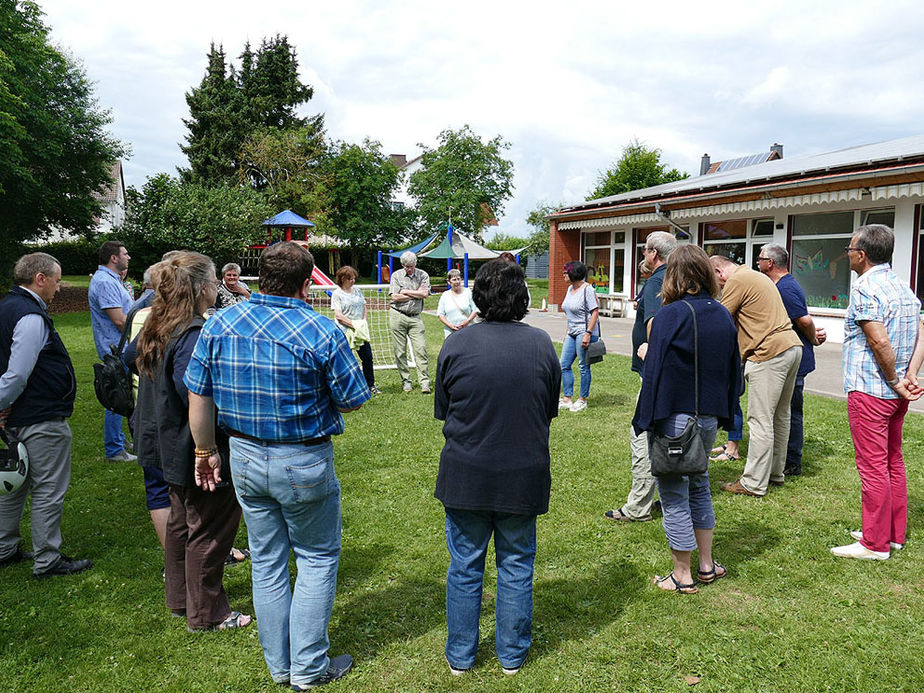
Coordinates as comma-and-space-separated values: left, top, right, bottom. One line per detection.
632, 245, 740, 594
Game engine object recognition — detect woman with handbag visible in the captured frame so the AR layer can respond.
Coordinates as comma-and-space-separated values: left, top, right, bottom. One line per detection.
558, 261, 600, 413
437, 269, 478, 338
332, 266, 379, 394
631, 245, 740, 594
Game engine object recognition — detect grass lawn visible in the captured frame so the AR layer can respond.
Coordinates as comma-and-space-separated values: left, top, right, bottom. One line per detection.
2, 311, 923, 692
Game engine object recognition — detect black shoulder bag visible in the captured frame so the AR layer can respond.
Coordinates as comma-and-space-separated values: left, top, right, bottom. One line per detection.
582, 284, 606, 365
92, 305, 140, 417
649, 300, 708, 477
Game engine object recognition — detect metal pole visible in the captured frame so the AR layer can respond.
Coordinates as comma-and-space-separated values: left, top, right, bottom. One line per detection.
376, 250, 383, 283
463, 253, 469, 287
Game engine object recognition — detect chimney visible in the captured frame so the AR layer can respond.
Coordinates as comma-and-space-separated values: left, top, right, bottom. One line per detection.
700, 154, 711, 176
770, 143, 783, 159
389, 154, 407, 168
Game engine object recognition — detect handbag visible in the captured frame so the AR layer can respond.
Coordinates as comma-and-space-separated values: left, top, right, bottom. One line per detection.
649, 300, 707, 477
582, 285, 606, 364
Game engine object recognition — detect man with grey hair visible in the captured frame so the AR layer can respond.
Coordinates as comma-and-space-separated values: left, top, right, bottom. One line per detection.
389, 251, 431, 393
757, 243, 826, 476
831, 225, 924, 560
605, 230, 676, 522
0, 253, 92, 577
710, 254, 802, 497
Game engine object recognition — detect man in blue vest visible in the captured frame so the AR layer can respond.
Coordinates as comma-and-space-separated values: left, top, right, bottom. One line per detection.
0, 253, 92, 578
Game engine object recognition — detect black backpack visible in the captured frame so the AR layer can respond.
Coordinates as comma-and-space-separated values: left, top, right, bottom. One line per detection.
92, 307, 139, 418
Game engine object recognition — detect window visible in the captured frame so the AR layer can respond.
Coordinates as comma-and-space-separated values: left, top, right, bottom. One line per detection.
701, 218, 774, 268
790, 211, 854, 309
634, 226, 688, 291
582, 231, 625, 293
861, 208, 895, 227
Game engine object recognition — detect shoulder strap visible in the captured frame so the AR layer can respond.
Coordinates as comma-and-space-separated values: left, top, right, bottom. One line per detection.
583, 284, 600, 337
682, 300, 699, 417
116, 305, 141, 354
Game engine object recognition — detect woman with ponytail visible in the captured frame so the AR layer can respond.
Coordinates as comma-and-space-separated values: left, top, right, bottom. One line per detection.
126, 252, 251, 631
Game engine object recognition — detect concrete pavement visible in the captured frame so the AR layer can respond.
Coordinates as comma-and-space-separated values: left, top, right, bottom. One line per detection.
519, 309, 924, 415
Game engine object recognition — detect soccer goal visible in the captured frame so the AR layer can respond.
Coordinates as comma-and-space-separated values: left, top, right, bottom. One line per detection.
307, 284, 406, 369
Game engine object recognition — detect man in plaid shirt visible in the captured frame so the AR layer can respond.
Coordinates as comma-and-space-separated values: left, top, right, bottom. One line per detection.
832, 224, 924, 561
185, 242, 370, 689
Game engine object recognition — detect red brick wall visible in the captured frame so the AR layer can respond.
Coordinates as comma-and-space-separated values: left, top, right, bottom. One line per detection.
548, 219, 581, 308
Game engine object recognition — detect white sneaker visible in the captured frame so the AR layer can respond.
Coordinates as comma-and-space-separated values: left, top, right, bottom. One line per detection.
830, 541, 889, 560
570, 399, 588, 412
558, 399, 573, 409
106, 449, 137, 463
850, 530, 905, 551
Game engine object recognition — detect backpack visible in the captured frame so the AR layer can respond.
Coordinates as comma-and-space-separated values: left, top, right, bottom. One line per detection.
92, 306, 138, 417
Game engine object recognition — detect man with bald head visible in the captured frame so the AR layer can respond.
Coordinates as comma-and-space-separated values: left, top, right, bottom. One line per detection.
710, 254, 801, 497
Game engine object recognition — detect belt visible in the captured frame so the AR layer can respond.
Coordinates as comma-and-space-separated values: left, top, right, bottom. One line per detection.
226, 429, 331, 446
390, 305, 420, 317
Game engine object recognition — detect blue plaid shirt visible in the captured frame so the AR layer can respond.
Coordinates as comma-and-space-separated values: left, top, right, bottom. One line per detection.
843, 263, 921, 400
184, 293, 370, 442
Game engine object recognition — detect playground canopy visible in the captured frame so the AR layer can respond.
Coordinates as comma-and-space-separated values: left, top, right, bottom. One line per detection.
262, 209, 316, 228
383, 233, 439, 258
420, 230, 526, 260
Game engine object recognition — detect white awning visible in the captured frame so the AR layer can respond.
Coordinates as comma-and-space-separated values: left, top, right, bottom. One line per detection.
871, 182, 924, 200
671, 189, 863, 220
558, 212, 661, 230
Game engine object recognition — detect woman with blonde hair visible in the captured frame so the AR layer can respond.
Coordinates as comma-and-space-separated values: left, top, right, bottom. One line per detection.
632, 244, 740, 594
126, 252, 250, 631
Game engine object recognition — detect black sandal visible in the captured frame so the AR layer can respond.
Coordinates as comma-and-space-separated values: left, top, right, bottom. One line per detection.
697, 561, 727, 584
653, 572, 699, 594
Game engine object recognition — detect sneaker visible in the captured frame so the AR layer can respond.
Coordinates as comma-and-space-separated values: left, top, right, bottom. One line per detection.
570, 399, 588, 412
850, 530, 905, 551
830, 541, 889, 560
421, 387, 432, 395
34, 554, 93, 579
502, 665, 520, 676
448, 662, 470, 677
106, 449, 137, 463
558, 399, 573, 410
291, 654, 353, 689
369, 387, 381, 395
402, 383, 413, 393
0, 545, 34, 567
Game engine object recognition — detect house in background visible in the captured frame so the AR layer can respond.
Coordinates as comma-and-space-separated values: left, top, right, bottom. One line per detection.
547, 134, 924, 342
42, 160, 126, 242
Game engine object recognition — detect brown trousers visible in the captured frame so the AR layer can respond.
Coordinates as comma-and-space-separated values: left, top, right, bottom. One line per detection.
164, 483, 242, 630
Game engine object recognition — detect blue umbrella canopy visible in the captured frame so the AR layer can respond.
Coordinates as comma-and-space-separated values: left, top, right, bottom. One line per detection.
262, 209, 315, 227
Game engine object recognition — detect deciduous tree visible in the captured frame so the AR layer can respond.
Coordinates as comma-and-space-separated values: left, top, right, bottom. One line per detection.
587, 139, 688, 200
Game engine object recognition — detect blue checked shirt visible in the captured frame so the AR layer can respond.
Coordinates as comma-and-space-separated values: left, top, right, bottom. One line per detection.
184, 293, 371, 442
843, 263, 921, 400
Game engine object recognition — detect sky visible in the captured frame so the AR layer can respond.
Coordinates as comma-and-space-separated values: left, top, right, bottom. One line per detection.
38, 0, 924, 239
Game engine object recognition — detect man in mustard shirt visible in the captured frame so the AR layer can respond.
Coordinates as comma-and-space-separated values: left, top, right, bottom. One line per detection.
710, 255, 802, 497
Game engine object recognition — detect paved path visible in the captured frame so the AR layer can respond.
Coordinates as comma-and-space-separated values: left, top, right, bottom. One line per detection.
519, 310, 924, 415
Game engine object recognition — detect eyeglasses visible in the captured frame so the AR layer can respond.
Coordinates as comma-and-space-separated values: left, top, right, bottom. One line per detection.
844, 246, 863, 254
756, 257, 771, 263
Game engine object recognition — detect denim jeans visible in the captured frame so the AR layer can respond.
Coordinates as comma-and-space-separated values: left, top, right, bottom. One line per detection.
560, 333, 597, 399
104, 409, 126, 457
229, 438, 341, 687
786, 376, 805, 471
652, 413, 718, 551
444, 508, 536, 670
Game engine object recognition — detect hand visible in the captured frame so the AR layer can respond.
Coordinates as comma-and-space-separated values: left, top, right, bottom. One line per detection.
582, 334, 591, 348
815, 327, 827, 346
637, 342, 648, 361
194, 453, 222, 491
901, 373, 924, 399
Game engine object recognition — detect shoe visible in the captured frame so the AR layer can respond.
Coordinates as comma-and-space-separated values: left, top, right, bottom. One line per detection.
106, 449, 137, 463
720, 479, 760, 497
369, 386, 381, 395
189, 610, 253, 632
653, 571, 699, 594
225, 547, 251, 565
0, 545, 33, 567
570, 399, 588, 412
711, 451, 742, 462
769, 479, 785, 487
421, 387, 432, 395
34, 554, 92, 579
448, 661, 470, 677
696, 561, 727, 584
291, 654, 353, 689
850, 530, 905, 551
402, 383, 413, 393
502, 665, 521, 676
651, 500, 662, 514
558, 399, 573, 409
783, 466, 802, 476
831, 541, 889, 560
604, 508, 652, 523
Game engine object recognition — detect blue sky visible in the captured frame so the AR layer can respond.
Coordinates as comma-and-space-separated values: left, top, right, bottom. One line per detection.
41, 0, 924, 238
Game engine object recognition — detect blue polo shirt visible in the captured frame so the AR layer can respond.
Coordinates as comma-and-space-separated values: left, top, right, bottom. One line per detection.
775, 273, 815, 377
88, 265, 132, 358
631, 264, 666, 374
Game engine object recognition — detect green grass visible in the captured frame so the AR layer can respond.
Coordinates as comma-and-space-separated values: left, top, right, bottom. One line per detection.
61, 274, 93, 288
2, 311, 923, 691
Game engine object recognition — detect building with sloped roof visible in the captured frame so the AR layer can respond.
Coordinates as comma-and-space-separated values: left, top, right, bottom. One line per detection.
547, 134, 924, 342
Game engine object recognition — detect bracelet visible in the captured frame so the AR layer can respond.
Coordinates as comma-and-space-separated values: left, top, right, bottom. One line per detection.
887, 377, 900, 388
194, 447, 217, 459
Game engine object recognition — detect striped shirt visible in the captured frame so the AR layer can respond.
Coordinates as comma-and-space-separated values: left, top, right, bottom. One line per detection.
184, 292, 370, 442
843, 263, 921, 399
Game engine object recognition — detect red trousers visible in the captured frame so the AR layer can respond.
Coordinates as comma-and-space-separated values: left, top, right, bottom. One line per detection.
847, 391, 908, 552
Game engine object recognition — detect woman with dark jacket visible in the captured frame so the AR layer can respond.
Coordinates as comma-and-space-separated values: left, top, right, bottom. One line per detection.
632, 245, 740, 594
434, 260, 561, 676
125, 252, 250, 631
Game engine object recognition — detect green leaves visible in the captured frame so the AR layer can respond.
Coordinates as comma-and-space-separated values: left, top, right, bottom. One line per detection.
587, 139, 689, 200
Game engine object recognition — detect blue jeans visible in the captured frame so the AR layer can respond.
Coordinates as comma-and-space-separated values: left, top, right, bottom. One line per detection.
652, 414, 718, 551
229, 438, 341, 687
786, 376, 805, 471
104, 409, 126, 457
444, 508, 536, 670
560, 333, 597, 399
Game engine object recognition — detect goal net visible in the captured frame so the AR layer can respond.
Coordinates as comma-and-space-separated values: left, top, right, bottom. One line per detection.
306, 284, 406, 369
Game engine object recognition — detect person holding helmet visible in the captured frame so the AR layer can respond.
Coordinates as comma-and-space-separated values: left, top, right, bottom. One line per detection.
0, 253, 91, 578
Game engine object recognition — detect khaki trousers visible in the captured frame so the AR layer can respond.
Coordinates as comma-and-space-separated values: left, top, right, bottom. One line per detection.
389, 309, 430, 389
621, 382, 657, 519
741, 346, 802, 495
